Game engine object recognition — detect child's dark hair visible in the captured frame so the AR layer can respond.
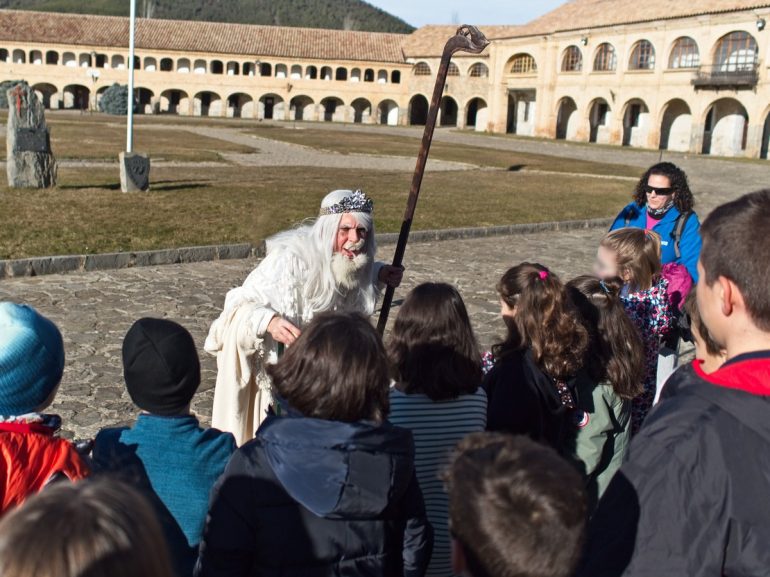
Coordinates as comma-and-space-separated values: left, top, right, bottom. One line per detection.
444, 432, 587, 577
633, 162, 694, 213
600, 228, 662, 292
683, 290, 722, 356
267, 312, 391, 423
388, 283, 482, 401
566, 276, 644, 399
494, 263, 588, 381
700, 189, 770, 331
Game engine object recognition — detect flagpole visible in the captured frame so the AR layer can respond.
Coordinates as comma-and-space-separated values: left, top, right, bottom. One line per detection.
126, 0, 136, 153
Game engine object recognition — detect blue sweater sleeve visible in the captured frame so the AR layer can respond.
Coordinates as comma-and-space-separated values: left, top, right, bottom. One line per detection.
678, 213, 702, 283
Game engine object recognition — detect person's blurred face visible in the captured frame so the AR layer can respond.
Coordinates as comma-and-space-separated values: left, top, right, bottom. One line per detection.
696, 260, 726, 351
334, 213, 368, 259
594, 245, 621, 280
645, 174, 674, 211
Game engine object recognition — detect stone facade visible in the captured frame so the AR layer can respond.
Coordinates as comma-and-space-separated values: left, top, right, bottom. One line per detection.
1, 2, 770, 157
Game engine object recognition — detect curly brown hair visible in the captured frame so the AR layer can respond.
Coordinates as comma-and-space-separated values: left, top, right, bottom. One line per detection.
566, 276, 645, 400
632, 162, 694, 213
493, 263, 588, 381
388, 283, 482, 401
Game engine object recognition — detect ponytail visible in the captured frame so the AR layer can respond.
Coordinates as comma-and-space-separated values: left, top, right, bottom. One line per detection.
567, 275, 645, 399
494, 263, 588, 381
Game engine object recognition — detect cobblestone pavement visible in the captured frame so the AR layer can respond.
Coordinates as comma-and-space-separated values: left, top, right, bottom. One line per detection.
1, 226, 611, 440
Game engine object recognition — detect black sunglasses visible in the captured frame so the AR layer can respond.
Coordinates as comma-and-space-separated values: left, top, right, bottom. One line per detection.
644, 185, 674, 196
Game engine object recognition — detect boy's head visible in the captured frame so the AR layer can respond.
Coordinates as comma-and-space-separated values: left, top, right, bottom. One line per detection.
444, 433, 586, 577
697, 190, 770, 351
0, 303, 65, 416
122, 318, 200, 416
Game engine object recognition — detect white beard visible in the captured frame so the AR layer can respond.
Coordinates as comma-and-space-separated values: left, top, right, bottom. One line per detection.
331, 241, 370, 291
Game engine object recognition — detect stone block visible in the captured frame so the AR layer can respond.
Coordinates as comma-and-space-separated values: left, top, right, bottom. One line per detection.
119, 152, 151, 192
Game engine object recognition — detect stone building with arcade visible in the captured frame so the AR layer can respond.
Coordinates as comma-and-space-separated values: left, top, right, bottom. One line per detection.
1, 0, 769, 158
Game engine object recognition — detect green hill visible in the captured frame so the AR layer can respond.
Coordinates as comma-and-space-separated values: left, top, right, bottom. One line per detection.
0, 0, 415, 33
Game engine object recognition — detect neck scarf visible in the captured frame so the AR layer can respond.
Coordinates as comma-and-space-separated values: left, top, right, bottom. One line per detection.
647, 199, 674, 218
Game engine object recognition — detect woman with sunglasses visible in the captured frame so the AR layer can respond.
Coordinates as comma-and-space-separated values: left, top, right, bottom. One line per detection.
610, 162, 702, 395
610, 162, 702, 283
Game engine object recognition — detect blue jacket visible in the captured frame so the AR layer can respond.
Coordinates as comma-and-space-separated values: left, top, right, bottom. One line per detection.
195, 412, 432, 577
93, 414, 236, 577
610, 202, 702, 282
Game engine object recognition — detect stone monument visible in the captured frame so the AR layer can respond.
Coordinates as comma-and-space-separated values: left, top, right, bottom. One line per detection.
6, 82, 57, 188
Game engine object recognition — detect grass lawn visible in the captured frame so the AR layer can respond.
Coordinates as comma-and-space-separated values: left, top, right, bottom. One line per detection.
0, 113, 254, 162
0, 165, 632, 259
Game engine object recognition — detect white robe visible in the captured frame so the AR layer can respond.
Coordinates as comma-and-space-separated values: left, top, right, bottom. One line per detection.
205, 240, 383, 446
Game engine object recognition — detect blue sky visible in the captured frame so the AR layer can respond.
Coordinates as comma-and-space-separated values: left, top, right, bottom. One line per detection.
366, 0, 567, 27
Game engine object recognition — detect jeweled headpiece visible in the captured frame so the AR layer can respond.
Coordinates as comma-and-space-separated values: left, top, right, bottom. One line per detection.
318, 189, 374, 216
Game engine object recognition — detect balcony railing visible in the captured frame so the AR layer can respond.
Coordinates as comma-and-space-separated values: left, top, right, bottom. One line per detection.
692, 64, 759, 89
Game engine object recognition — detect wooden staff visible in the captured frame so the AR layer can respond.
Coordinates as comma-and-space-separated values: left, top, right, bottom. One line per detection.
377, 25, 490, 335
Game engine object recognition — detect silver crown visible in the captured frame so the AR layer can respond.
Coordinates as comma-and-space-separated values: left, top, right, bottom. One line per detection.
318, 189, 374, 216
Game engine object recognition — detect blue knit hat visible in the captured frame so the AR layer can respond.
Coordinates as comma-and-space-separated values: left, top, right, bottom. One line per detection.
0, 302, 65, 416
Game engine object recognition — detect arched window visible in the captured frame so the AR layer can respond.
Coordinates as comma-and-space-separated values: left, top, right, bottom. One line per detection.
364, 68, 375, 82
391, 70, 401, 84
629, 40, 655, 70
469, 62, 489, 77
714, 31, 758, 71
210, 60, 224, 75
561, 46, 583, 72
335, 67, 348, 81
306, 65, 318, 79
160, 58, 174, 72
593, 43, 617, 72
447, 62, 460, 76
260, 62, 272, 76
668, 37, 700, 69
413, 62, 431, 76
510, 54, 537, 74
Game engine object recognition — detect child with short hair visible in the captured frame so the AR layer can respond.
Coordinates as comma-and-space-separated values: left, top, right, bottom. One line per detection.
484, 263, 588, 453
196, 312, 432, 577
0, 302, 89, 514
566, 276, 645, 511
445, 432, 587, 577
387, 283, 487, 577
595, 228, 673, 432
93, 318, 236, 577
0, 478, 174, 577
580, 189, 770, 576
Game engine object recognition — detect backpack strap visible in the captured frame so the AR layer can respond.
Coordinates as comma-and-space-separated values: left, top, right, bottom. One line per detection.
672, 211, 691, 259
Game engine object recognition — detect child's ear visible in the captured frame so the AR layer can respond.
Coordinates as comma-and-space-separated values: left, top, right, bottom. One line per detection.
451, 538, 469, 577
718, 276, 735, 317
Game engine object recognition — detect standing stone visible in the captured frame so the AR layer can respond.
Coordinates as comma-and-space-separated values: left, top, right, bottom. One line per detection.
6, 82, 57, 188
119, 151, 151, 192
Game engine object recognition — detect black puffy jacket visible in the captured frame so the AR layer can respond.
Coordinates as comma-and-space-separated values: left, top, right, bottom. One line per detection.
577, 353, 770, 576
195, 412, 432, 577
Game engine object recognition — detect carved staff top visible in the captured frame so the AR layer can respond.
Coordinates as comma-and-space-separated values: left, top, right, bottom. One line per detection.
376, 25, 490, 334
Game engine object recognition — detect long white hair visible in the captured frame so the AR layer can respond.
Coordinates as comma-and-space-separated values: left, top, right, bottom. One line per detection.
267, 190, 379, 318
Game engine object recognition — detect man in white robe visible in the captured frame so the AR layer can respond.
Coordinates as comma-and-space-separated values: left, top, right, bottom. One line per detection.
204, 189, 402, 445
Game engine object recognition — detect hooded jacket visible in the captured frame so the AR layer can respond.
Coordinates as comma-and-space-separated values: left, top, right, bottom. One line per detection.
195, 412, 432, 577
577, 353, 770, 576
0, 415, 90, 515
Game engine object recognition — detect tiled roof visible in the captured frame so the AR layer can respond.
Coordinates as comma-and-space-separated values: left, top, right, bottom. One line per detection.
0, 9, 407, 63
515, 0, 770, 36
401, 25, 521, 58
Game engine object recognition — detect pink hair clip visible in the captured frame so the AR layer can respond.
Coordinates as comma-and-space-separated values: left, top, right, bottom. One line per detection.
539, 270, 549, 280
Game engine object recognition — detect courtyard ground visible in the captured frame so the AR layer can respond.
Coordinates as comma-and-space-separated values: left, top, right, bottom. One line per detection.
0, 112, 768, 439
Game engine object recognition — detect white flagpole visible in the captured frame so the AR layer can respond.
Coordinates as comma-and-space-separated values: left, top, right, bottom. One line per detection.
126, 0, 136, 153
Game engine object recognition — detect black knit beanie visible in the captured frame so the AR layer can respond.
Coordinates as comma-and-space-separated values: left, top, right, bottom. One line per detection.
122, 318, 201, 416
